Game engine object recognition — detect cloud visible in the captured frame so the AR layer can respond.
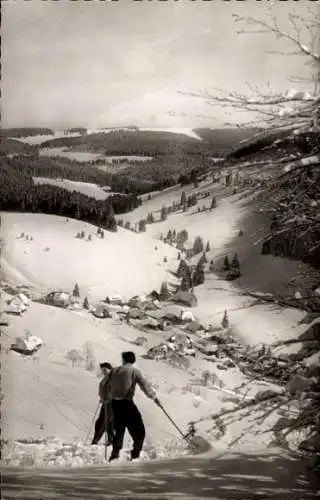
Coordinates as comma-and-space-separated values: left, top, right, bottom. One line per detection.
2, 0, 313, 128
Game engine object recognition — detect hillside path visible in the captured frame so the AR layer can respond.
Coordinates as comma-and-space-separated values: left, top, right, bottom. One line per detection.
2, 450, 319, 500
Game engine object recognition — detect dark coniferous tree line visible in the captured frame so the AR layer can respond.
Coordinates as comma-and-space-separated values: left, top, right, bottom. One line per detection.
0, 160, 142, 232
1, 154, 175, 196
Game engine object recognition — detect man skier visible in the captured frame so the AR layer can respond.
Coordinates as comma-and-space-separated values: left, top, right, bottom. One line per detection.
91, 361, 114, 445
106, 351, 160, 462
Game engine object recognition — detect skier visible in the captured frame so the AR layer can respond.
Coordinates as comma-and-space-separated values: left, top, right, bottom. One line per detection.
91, 361, 114, 445
106, 351, 161, 462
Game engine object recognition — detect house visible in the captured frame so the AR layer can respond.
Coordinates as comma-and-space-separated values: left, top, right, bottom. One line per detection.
127, 308, 145, 320
92, 304, 112, 319
5, 293, 30, 315
106, 294, 124, 306
162, 312, 182, 324
180, 310, 195, 322
45, 291, 71, 308
128, 296, 144, 309
171, 290, 198, 307
141, 317, 160, 330
10, 334, 43, 356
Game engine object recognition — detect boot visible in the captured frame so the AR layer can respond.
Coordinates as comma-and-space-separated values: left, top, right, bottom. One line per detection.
108, 450, 120, 462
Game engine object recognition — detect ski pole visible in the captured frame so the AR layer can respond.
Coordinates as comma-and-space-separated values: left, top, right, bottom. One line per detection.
85, 402, 101, 443
157, 402, 186, 439
104, 402, 108, 462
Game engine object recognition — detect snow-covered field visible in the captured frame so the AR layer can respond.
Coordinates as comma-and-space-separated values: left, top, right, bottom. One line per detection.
39, 147, 103, 162
139, 127, 203, 141
0, 212, 179, 300
10, 132, 81, 146
33, 177, 112, 200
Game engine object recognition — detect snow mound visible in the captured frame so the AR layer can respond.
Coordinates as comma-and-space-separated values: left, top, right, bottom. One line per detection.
1, 437, 190, 468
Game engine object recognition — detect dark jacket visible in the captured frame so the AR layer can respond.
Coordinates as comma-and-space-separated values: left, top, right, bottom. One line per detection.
99, 374, 111, 402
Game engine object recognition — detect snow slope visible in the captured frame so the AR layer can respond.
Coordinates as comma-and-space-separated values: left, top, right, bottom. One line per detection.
0, 189, 309, 472
139, 127, 203, 141
0, 213, 179, 301
1, 294, 249, 449
33, 177, 112, 200
3, 449, 317, 500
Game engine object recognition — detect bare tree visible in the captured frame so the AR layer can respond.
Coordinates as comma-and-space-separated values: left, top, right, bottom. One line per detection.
179, 6, 319, 133
82, 341, 96, 372
66, 349, 82, 368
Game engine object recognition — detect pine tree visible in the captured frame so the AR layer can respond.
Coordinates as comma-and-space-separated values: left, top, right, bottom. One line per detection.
83, 296, 89, 309
100, 230, 104, 239
76, 232, 81, 238
109, 217, 117, 232
80, 231, 85, 239
161, 206, 168, 221
201, 252, 207, 264
223, 255, 230, 271
193, 258, 205, 286
172, 229, 176, 240
163, 256, 168, 263
177, 259, 189, 278
205, 241, 210, 252
180, 191, 187, 206
146, 213, 154, 224
210, 196, 217, 209
193, 236, 204, 255
166, 229, 172, 241
88, 234, 92, 241
159, 281, 170, 301
180, 266, 193, 291
177, 252, 181, 260
125, 221, 130, 230
73, 283, 80, 298
202, 370, 212, 386
105, 204, 117, 232
231, 253, 240, 269
138, 219, 146, 232
221, 310, 229, 329
177, 230, 188, 246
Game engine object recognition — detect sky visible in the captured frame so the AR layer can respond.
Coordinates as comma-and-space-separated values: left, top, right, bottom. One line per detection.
2, 0, 318, 130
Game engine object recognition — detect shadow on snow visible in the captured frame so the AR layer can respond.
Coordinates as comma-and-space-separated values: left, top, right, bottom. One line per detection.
2, 451, 319, 499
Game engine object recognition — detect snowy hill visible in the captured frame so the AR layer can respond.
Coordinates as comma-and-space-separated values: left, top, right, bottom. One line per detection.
0, 213, 179, 301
